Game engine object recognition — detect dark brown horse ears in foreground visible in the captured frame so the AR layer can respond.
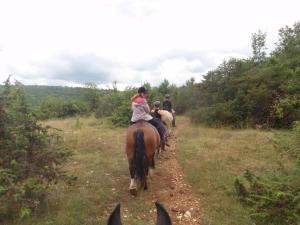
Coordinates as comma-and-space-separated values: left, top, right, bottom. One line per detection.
107, 202, 172, 225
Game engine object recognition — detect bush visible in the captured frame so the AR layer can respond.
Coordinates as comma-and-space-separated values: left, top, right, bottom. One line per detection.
271, 96, 300, 128
275, 121, 300, 160
38, 97, 89, 119
109, 88, 135, 127
188, 102, 245, 127
234, 170, 300, 225
0, 79, 72, 221
110, 102, 132, 127
234, 121, 300, 225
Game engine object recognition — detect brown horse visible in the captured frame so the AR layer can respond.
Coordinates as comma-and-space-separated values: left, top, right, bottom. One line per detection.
126, 121, 160, 195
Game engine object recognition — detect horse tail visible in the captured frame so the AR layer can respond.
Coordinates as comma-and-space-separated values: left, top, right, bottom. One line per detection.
134, 129, 147, 183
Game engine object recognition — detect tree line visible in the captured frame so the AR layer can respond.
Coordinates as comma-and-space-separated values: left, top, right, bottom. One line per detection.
3, 23, 298, 128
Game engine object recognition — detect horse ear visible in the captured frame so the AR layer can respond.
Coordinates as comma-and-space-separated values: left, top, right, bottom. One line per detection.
155, 202, 172, 225
107, 203, 122, 225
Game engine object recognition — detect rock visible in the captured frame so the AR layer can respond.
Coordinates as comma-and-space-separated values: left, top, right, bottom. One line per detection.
171, 208, 178, 212
184, 210, 191, 219
177, 214, 183, 220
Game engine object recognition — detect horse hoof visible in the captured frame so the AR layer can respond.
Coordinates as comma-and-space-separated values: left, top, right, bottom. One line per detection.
129, 188, 137, 196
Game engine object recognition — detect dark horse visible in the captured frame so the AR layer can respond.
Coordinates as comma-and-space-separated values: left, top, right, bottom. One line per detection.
126, 121, 161, 195
107, 202, 172, 225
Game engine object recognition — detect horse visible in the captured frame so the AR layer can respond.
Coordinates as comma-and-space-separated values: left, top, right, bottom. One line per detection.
107, 202, 172, 225
126, 121, 161, 195
152, 110, 173, 135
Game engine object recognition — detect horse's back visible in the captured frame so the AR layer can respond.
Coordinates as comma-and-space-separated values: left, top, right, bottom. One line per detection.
126, 121, 160, 156
159, 110, 173, 133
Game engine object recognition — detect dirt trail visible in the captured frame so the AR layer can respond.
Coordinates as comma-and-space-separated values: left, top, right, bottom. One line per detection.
150, 119, 202, 225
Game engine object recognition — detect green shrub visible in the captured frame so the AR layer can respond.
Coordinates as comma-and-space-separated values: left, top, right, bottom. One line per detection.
0, 79, 72, 221
271, 96, 300, 128
234, 170, 300, 225
274, 121, 300, 161
109, 88, 135, 127
234, 121, 300, 225
38, 97, 89, 119
110, 102, 132, 127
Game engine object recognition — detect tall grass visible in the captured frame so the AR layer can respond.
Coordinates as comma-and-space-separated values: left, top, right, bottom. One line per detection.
8, 117, 158, 225
176, 118, 296, 225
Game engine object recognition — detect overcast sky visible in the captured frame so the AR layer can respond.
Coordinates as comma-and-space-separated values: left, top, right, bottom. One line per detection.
0, 0, 299, 88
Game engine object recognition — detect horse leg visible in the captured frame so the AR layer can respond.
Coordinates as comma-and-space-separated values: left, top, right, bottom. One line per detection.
144, 179, 148, 190
161, 142, 165, 151
149, 154, 155, 178
128, 160, 137, 196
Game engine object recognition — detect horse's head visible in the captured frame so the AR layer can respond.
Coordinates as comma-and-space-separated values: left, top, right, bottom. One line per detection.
107, 202, 172, 225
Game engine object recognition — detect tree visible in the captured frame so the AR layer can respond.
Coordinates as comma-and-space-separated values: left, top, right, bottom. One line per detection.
158, 79, 170, 96
83, 82, 100, 111
251, 30, 267, 63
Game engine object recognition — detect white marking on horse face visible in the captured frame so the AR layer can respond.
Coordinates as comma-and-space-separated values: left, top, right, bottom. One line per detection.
129, 178, 136, 189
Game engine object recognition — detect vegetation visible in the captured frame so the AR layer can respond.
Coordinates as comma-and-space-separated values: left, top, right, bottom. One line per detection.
6, 116, 171, 225
190, 22, 300, 128
3, 20, 299, 128
0, 78, 72, 222
1, 21, 299, 224
234, 122, 300, 225
177, 118, 296, 225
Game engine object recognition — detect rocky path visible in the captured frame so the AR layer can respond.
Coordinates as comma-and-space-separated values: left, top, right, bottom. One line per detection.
150, 119, 202, 225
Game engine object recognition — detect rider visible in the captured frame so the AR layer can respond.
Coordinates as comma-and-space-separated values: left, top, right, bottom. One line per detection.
151, 101, 162, 120
131, 87, 168, 146
162, 94, 176, 127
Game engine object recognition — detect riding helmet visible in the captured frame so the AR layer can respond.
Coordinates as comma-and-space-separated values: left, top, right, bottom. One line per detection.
154, 101, 161, 107
138, 86, 148, 94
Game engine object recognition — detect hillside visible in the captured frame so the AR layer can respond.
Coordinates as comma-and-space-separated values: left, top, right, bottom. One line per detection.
0, 85, 84, 106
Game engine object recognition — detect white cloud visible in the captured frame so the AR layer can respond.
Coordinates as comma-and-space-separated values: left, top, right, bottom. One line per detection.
0, 0, 299, 87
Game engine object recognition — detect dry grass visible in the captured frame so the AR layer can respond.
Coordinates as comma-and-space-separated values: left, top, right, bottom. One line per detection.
176, 117, 296, 225
7, 116, 295, 225
9, 117, 159, 225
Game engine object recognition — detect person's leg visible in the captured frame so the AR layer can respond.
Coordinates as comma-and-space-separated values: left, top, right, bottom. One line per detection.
148, 118, 168, 145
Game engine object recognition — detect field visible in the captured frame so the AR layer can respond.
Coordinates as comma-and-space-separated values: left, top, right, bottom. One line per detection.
177, 120, 296, 225
6, 116, 295, 225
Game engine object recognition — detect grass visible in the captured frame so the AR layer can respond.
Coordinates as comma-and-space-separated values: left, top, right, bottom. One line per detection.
7, 117, 158, 225
5, 116, 296, 225
176, 118, 296, 225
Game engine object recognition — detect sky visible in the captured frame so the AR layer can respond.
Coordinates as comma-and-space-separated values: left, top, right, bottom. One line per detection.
0, 0, 299, 88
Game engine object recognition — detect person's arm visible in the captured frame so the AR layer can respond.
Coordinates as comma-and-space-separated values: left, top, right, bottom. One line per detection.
130, 94, 139, 101
143, 102, 150, 113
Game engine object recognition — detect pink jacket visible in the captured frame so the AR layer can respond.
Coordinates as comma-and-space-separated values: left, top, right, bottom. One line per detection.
131, 96, 153, 122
